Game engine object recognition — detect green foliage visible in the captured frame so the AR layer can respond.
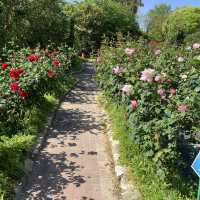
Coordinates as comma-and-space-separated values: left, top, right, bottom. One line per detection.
184, 31, 200, 45
146, 3, 172, 40
163, 7, 200, 44
0, 46, 75, 135
0, 0, 71, 48
101, 95, 195, 200
65, 0, 138, 53
96, 37, 200, 197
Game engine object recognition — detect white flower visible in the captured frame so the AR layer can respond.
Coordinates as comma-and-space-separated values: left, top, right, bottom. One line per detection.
121, 84, 133, 96
177, 57, 185, 62
180, 74, 187, 80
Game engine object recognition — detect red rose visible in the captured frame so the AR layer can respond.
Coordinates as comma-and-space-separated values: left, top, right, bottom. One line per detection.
10, 82, 19, 93
52, 59, 60, 66
2, 63, 8, 70
47, 69, 55, 78
19, 89, 28, 98
9, 68, 23, 80
27, 54, 39, 62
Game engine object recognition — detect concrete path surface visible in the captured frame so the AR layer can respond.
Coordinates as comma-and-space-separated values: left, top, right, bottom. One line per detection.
18, 63, 119, 200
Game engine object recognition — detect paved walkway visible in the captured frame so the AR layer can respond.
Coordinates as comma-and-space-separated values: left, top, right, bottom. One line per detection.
18, 63, 119, 200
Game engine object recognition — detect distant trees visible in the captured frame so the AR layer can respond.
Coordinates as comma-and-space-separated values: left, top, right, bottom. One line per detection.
145, 3, 172, 40
163, 7, 200, 44
65, 0, 139, 53
117, 0, 143, 13
0, 0, 71, 48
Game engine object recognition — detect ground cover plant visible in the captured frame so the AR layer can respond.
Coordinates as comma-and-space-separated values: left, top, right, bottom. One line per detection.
96, 36, 200, 198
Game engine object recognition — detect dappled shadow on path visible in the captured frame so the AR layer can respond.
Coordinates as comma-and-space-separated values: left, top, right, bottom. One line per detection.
19, 63, 103, 200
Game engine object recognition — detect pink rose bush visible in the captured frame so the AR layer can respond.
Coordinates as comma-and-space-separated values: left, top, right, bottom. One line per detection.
0, 46, 76, 134
96, 38, 200, 183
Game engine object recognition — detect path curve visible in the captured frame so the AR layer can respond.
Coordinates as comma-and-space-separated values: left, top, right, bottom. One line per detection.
18, 63, 119, 200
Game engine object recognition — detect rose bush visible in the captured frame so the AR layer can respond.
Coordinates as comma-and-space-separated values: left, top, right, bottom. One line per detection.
96, 38, 200, 184
0, 46, 76, 135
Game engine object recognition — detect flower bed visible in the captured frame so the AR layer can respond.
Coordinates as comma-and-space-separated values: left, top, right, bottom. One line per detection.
96, 39, 200, 185
0, 46, 76, 135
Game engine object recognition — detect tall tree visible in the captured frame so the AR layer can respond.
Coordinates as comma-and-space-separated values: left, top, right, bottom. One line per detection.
118, 0, 143, 13
146, 3, 172, 40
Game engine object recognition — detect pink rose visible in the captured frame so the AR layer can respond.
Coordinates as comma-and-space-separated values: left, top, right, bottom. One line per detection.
112, 66, 125, 76
154, 75, 162, 83
169, 88, 176, 95
193, 43, 200, 49
177, 104, 188, 112
154, 49, 161, 56
157, 89, 164, 97
125, 48, 135, 57
140, 68, 156, 83
130, 100, 138, 110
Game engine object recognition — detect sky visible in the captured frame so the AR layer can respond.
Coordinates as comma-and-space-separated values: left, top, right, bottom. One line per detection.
139, 0, 200, 15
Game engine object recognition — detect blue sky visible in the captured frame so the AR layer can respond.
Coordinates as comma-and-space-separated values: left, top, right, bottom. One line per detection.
139, 0, 200, 14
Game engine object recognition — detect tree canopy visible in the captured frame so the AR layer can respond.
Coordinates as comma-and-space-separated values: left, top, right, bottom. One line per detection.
145, 3, 172, 40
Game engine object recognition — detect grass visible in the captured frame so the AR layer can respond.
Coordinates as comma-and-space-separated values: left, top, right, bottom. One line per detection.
100, 94, 196, 200
0, 74, 76, 199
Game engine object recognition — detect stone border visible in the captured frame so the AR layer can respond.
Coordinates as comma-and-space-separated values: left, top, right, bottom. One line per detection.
102, 112, 141, 200
14, 63, 85, 200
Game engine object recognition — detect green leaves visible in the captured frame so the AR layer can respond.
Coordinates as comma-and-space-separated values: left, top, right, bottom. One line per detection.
96, 37, 200, 190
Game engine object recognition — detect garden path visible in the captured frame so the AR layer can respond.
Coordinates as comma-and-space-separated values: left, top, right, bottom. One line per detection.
18, 62, 119, 200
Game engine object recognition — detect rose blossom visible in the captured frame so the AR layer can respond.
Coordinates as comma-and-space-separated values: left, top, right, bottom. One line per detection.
177, 104, 188, 112
121, 84, 133, 96
154, 74, 163, 82
169, 88, 176, 95
140, 68, 156, 83
154, 49, 161, 56
18, 89, 28, 99
130, 100, 138, 110
10, 82, 19, 93
193, 43, 200, 49
9, 68, 23, 80
112, 66, 125, 76
27, 54, 39, 62
180, 74, 187, 80
2, 63, 8, 70
177, 57, 185, 62
52, 59, 60, 66
125, 48, 135, 57
157, 88, 165, 97
47, 69, 55, 78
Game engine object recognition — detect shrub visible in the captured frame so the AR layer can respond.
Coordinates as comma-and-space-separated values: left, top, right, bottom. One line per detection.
65, 0, 138, 53
0, 45, 76, 135
96, 38, 200, 189
163, 7, 200, 44
184, 31, 200, 45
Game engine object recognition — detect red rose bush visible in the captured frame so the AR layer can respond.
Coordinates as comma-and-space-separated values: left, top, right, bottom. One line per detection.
0, 46, 75, 134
